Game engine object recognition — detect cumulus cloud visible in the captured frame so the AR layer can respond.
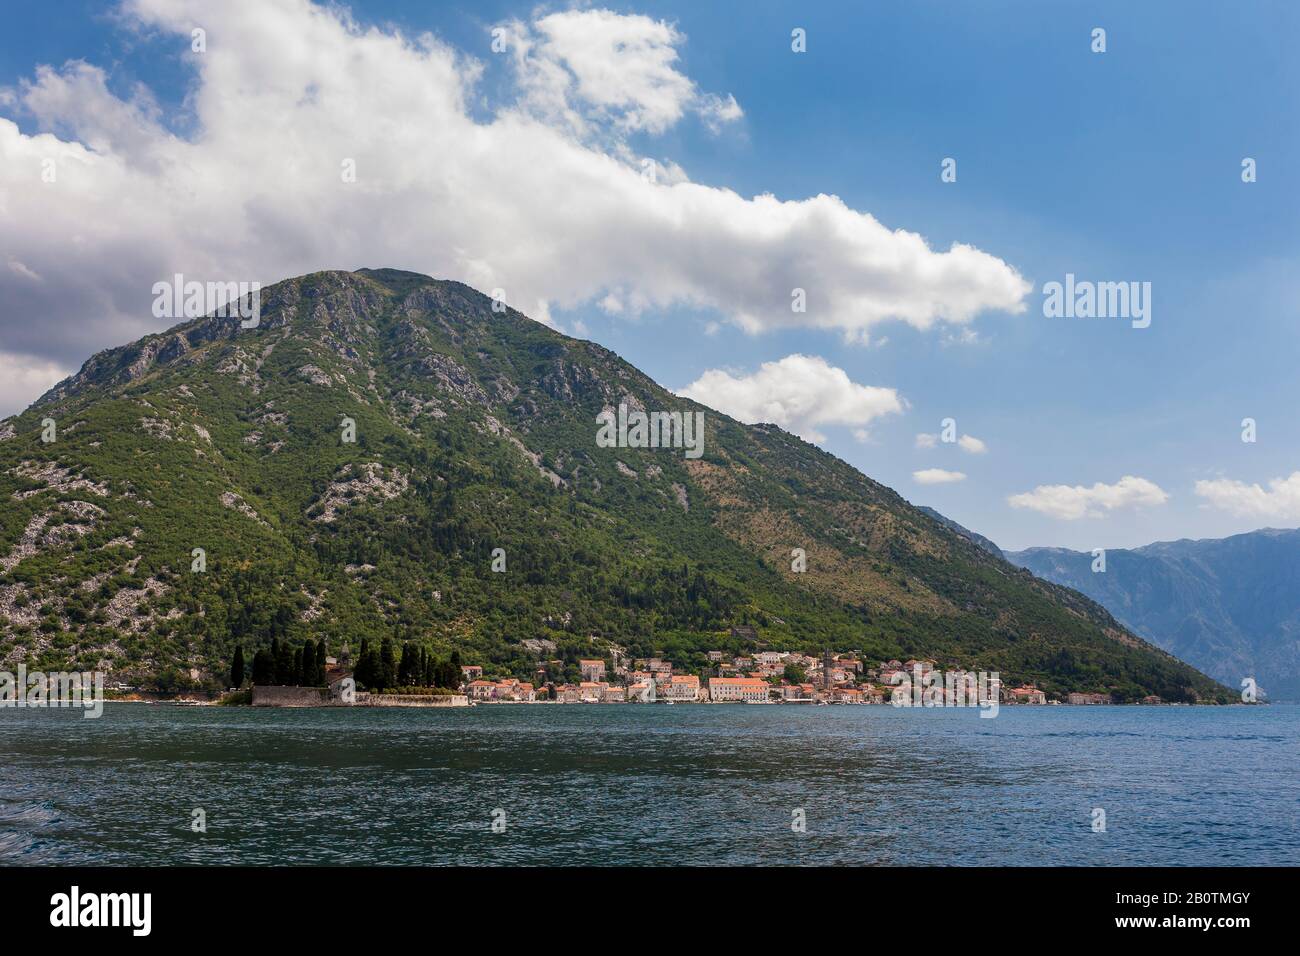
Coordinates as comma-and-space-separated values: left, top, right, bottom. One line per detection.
1194, 472, 1300, 520
678, 353, 904, 443
913, 468, 965, 485
1008, 476, 1169, 520
0, 0, 1029, 413
500, 9, 741, 137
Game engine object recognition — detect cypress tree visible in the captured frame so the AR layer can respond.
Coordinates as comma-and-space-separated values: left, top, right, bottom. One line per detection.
231, 645, 245, 688
355, 638, 370, 687
367, 643, 383, 689
380, 636, 398, 691
396, 644, 409, 685
252, 648, 274, 685
302, 641, 317, 686
276, 641, 294, 684
316, 639, 328, 683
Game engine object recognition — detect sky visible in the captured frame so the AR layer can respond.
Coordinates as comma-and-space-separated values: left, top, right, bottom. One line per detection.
1, 0, 1297, 552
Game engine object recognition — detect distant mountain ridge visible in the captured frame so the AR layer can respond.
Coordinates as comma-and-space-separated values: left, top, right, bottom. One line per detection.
1007, 528, 1300, 700
0, 268, 1229, 701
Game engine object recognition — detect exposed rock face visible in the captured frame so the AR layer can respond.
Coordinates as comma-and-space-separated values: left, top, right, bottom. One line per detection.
10, 460, 110, 499
310, 463, 410, 522
220, 491, 267, 525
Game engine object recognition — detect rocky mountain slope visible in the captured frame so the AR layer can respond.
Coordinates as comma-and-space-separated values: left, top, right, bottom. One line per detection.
915, 506, 1003, 558
0, 269, 1230, 700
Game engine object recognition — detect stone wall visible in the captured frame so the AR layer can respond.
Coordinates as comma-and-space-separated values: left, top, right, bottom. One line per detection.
251, 685, 328, 707
367, 694, 469, 708
251, 687, 468, 708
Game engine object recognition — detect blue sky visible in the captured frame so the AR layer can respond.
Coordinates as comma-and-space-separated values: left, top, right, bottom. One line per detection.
1, 0, 1297, 551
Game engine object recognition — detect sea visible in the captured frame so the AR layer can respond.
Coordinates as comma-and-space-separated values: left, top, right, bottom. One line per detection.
1, 702, 1296, 865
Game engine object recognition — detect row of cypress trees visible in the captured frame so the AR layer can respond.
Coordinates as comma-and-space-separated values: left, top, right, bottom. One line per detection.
232, 638, 330, 687
353, 636, 461, 692
231, 636, 462, 692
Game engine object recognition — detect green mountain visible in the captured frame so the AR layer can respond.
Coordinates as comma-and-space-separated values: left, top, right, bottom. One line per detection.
1007, 529, 1300, 701
0, 269, 1230, 701
915, 506, 1003, 558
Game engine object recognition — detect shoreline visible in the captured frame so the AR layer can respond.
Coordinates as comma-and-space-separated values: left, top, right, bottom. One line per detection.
92, 697, 1267, 709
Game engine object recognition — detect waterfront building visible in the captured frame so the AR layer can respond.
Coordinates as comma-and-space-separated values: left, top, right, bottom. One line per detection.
664, 675, 701, 701
708, 677, 771, 703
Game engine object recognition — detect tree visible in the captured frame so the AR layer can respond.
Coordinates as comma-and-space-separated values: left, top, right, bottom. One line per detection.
398, 643, 419, 686
273, 638, 296, 685
230, 645, 245, 688
355, 638, 374, 689
251, 648, 275, 685
366, 643, 384, 689
302, 641, 317, 686
380, 636, 399, 691
316, 639, 328, 683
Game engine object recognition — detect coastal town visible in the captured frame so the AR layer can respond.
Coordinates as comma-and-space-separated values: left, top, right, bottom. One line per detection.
239, 638, 1155, 708
459, 651, 1144, 705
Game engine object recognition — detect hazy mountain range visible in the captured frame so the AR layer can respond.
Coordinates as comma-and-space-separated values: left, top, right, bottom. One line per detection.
0, 269, 1228, 701
1007, 530, 1300, 701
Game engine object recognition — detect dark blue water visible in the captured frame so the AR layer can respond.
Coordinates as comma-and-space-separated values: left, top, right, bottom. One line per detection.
1, 703, 1296, 865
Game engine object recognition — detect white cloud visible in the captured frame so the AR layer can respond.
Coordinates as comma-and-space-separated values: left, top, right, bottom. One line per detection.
0, 0, 1030, 409
678, 353, 904, 443
941, 327, 984, 347
696, 92, 743, 133
913, 468, 966, 485
0, 351, 72, 418
502, 9, 738, 137
1008, 475, 1169, 520
915, 431, 986, 453
1194, 472, 1300, 520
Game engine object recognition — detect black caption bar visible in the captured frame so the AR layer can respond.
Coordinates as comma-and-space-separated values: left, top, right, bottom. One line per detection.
0, 865, 1283, 942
